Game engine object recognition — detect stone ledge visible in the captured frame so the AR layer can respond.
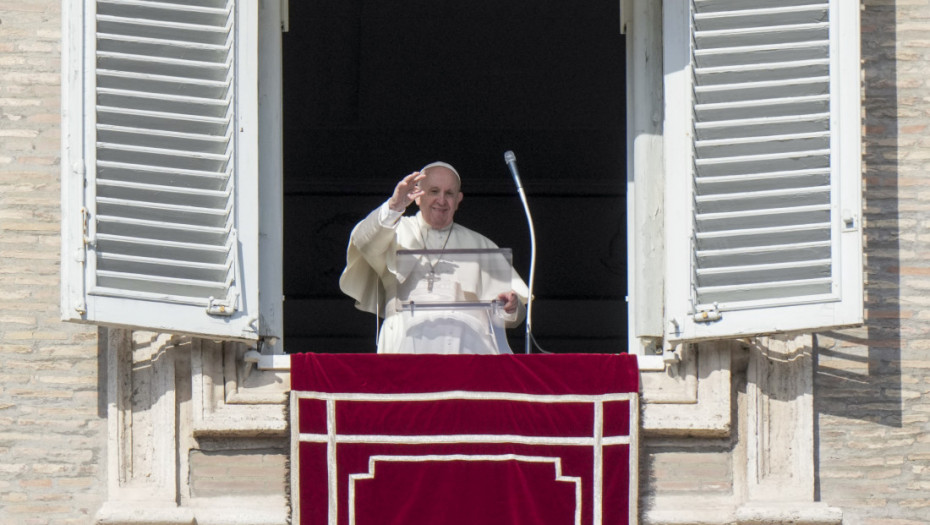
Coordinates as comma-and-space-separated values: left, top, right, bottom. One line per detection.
191, 406, 288, 437
96, 503, 195, 525
644, 501, 842, 525
96, 497, 289, 525
735, 503, 843, 525
645, 506, 739, 525
188, 496, 289, 525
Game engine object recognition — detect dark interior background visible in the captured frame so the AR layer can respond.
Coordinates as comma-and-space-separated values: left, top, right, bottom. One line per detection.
282, 1, 628, 353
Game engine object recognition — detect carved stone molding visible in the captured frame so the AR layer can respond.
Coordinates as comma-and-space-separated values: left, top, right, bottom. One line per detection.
737, 334, 841, 525
191, 340, 289, 437
745, 335, 814, 501
98, 330, 191, 524
105, 330, 184, 502
641, 335, 842, 525
641, 342, 735, 436
97, 329, 290, 525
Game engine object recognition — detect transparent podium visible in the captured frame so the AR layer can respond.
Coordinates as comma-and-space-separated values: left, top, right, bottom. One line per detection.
394, 248, 517, 354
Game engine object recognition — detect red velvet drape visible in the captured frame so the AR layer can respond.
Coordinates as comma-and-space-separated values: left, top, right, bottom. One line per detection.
292, 354, 639, 525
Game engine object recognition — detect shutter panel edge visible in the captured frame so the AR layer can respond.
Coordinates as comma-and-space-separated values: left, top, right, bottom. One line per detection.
663, 0, 862, 343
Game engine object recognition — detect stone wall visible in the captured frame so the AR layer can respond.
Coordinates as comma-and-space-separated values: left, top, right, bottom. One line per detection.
815, 1, 930, 524
0, 2, 106, 523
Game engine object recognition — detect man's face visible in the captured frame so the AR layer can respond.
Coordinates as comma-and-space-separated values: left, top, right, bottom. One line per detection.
415, 166, 463, 229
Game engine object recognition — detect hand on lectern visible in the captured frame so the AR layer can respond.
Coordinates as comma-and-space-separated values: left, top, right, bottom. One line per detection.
497, 291, 519, 314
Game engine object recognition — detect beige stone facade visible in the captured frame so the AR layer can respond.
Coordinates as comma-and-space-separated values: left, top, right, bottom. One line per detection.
1, 2, 106, 522
1, 1, 928, 524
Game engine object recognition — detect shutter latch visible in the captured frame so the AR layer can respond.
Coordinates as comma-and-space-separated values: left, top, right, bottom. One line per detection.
206, 294, 238, 316
842, 209, 858, 232
693, 303, 722, 323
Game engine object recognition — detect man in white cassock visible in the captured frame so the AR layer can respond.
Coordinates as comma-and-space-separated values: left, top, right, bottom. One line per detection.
339, 161, 529, 354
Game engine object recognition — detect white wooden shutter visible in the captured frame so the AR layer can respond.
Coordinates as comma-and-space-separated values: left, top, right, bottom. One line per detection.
663, 0, 862, 342
61, 0, 275, 341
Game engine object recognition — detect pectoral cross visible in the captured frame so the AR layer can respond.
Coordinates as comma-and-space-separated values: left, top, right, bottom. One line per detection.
426, 271, 439, 292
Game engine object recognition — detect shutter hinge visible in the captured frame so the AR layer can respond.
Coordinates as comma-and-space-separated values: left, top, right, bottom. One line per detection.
280, 0, 289, 32
619, 0, 631, 34
74, 206, 89, 315
80, 206, 95, 247
693, 303, 722, 323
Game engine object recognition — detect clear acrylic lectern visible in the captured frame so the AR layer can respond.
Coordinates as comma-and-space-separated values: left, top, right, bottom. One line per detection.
394, 248, 517, 354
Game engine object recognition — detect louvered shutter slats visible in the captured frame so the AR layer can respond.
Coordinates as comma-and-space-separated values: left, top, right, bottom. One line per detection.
91, 0, 237, 309
694, 2, 829, 28
697, 240, 831, 269
97, 127, 231, 155
97, 162, 228, 189
62, 0, 282, 340
95, 235, 228, 265
696, 95, 829, 123
695, 278, 833, 305
696, 169, 830, 193
97, 92, 232, 118
96, 73, 230, 101
696, 114, 830, 141
696, 188, 830, 214
94, 214, 227, 241
690, 0, 835, 309
95, 196, 230, 225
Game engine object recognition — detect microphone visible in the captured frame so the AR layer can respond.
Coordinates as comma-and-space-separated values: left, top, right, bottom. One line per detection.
504, 150, 524, 191
504, 150, 536, 354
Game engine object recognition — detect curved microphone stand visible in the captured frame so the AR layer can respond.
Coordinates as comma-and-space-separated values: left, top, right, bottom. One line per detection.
504, 150, 536, 354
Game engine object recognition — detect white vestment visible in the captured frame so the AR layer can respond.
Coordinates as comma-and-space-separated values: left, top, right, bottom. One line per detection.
339, 204, 528, 354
